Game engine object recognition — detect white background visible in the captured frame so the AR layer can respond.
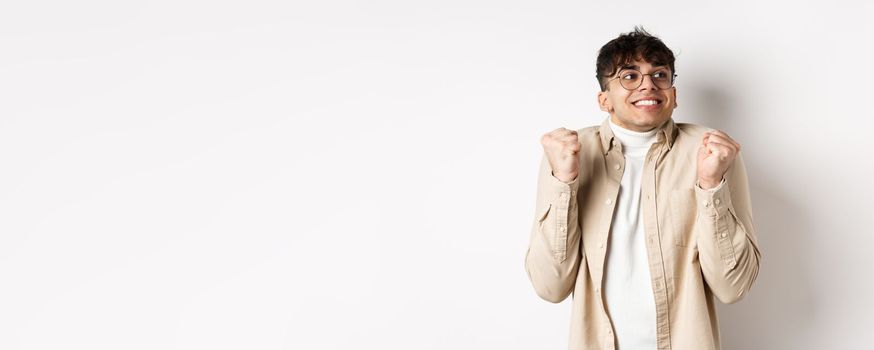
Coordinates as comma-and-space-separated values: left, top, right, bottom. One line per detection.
2, 1, 872, 349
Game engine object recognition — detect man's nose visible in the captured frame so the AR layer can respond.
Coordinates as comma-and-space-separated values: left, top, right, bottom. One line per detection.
638, 74, 658, 90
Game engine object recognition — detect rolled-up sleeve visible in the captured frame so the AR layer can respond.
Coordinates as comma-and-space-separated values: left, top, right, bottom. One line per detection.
524, 153, 583, 303
694, 152, 762, 304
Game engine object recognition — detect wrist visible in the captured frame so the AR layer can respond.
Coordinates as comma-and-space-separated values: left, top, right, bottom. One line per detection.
698, 177, 721, 190
552, 171, 578, 184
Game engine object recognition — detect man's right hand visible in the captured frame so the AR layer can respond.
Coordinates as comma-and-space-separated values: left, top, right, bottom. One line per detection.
540, 128, 581, 183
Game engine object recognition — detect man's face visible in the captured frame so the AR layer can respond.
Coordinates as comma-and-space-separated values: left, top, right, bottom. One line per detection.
597, 59, 677, 132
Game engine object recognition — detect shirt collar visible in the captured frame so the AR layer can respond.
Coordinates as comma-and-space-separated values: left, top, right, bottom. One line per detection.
599, 117, 677, 155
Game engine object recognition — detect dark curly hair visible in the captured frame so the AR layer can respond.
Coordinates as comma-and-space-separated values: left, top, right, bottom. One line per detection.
596, 26, 676, 91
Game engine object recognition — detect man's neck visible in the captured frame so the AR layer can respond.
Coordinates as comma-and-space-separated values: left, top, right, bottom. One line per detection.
609, 118, 658, 149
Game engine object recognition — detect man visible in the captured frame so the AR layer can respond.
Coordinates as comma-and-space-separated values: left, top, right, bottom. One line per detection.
524, 27, 761, 350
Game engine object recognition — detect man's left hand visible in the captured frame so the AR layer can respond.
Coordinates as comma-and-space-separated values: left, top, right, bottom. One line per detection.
697, 130, 741, 189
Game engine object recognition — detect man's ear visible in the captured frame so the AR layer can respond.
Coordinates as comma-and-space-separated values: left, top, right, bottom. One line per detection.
672, 86, 678, 108
598, 91, 612, 112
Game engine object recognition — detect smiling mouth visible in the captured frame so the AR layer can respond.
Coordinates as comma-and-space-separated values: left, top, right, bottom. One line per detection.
633, 99, 662, 107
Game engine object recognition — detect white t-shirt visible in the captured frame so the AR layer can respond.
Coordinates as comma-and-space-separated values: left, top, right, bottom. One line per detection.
603, 119, 659, 350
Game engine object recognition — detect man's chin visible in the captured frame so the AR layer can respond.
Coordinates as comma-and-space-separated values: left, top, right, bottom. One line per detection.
632, 115, 670, 129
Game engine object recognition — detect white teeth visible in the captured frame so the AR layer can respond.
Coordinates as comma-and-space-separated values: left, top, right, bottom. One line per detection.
634, 100, 658, 106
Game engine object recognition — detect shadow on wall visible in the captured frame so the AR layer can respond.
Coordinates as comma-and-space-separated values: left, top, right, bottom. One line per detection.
684, 84, 817, 349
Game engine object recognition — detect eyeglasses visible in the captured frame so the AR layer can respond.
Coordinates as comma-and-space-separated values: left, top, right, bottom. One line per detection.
607, 68, 677, 90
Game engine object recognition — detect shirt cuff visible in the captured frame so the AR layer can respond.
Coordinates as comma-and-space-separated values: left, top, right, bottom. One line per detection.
696, 178, 726, 192
695, 178, 730, 218
551, 170, 580, 186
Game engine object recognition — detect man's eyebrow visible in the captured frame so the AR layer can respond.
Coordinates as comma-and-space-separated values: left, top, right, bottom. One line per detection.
619, 64, 669, 71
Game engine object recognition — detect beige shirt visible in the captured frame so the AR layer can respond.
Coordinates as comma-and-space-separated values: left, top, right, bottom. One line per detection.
524, 118, 762, 350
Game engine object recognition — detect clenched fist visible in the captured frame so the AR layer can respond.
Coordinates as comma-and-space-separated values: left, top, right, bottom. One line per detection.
541, 128, 581, 183
697, 130, 741, 189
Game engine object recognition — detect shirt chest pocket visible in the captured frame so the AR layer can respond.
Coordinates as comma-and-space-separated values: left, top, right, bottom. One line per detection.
668, 189, 697, 247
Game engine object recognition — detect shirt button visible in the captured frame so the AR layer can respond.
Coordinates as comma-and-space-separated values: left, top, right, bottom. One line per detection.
571, 190, 576, 195
614, 164, 620, 170
606, 199, 612, 205
715, 199, 721, 205
599, 243, 605, 248
729, 261, 737, 268
703, 200, 710, 207
721, 232, 727, 238
560, 226, 567, 232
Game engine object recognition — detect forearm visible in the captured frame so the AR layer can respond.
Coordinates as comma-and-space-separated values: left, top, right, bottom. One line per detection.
524, 154, 583, 303
694, 157, 762, 304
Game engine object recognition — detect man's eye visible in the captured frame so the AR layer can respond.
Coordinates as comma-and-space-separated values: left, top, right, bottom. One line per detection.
622, 73, 639, 80
653, 71, 669, 79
